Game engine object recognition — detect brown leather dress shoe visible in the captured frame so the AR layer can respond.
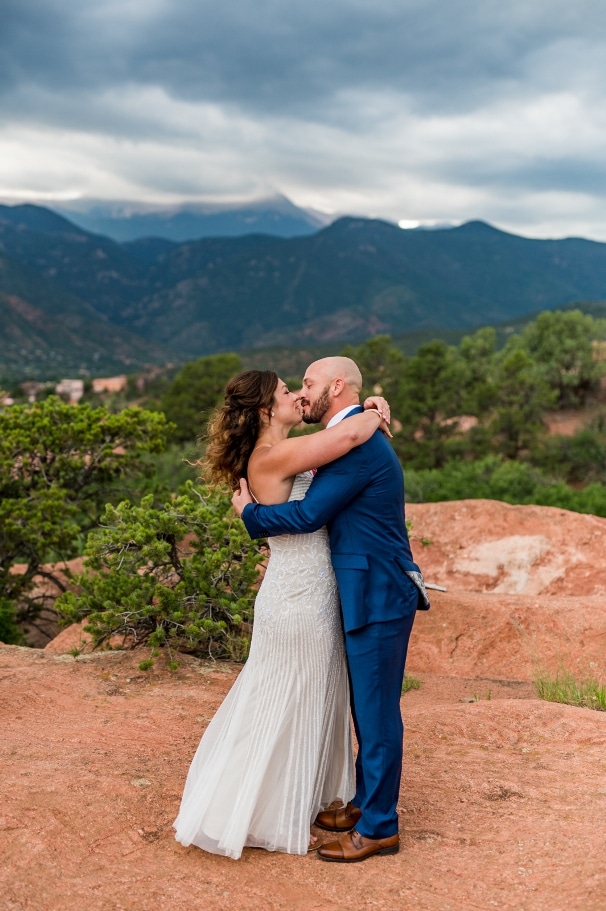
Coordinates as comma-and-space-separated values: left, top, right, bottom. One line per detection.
317, 829, 399, 863
314, 802, 362, 832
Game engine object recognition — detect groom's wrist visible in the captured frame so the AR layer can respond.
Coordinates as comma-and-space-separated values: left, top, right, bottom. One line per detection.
241, 503, 264, 539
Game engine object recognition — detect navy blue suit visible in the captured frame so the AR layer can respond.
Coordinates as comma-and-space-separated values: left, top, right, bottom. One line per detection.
241, 407, 429, 839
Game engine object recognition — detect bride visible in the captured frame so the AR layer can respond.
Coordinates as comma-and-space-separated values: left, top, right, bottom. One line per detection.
173, 369, 389, 859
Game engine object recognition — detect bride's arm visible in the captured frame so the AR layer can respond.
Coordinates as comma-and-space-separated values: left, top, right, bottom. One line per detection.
252, 407, 389, 482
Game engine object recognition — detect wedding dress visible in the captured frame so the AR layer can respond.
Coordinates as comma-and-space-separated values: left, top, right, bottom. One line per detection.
173, 471, 354, 859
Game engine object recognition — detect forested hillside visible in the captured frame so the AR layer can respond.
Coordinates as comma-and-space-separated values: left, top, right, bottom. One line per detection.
2, 203, 606, 380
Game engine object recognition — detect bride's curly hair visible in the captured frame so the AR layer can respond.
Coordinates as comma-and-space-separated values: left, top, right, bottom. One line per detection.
201, 369, 279, 489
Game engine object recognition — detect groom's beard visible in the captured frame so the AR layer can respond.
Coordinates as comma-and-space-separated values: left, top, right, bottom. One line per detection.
302, 385, 331, 424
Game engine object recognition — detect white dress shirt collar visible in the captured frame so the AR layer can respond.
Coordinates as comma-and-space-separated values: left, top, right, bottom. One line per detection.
325, 404, 360, 429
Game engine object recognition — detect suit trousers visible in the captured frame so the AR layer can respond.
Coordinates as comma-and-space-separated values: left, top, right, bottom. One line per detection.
345, 584, 418, 839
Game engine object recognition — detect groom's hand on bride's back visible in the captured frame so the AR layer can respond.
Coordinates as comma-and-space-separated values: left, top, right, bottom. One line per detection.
232, 478, 253, 517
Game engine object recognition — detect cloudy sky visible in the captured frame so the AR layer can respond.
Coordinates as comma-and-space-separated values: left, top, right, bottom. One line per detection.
2, 0, 606, 238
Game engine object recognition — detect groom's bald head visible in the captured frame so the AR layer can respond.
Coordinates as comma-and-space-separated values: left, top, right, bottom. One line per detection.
311, 357, 363, 393
300, 356, 363, 425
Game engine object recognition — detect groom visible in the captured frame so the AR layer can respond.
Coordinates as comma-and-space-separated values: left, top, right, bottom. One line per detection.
232, 356, 429, 863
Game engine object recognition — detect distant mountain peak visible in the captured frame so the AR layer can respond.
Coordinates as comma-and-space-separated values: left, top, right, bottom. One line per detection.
53, 194, 333, 243
454, 220, 507, 235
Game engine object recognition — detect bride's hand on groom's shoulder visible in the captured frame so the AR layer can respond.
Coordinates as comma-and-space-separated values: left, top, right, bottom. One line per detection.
363, 395, 390, 423
232, 478, 253, 517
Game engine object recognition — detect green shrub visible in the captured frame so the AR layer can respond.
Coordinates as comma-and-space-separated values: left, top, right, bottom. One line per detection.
405, 454, 606, 516
0, 396, 172, 633
0, 598, 24, 645
531, 427, 606, 485
531, 482, 606, 517
486, 459, 548, 502
56, 482, 265, 665
405, 455, 504, 502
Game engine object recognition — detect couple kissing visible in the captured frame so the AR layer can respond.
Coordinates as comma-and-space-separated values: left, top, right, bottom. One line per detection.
173, 356, 429, 862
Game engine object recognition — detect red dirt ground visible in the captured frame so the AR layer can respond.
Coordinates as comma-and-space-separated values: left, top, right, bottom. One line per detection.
2, 499, 606, 911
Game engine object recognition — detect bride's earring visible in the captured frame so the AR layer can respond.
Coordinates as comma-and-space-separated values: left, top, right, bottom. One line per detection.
271, 410, 275, 417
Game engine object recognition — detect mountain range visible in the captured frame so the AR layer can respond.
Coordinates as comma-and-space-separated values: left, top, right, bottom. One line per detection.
1, 202, 606, 382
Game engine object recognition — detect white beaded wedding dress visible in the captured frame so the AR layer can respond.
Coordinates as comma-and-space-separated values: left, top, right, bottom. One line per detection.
173, 471, 354, 859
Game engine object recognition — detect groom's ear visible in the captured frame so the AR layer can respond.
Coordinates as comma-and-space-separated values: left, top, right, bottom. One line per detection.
331, 377, 345, 397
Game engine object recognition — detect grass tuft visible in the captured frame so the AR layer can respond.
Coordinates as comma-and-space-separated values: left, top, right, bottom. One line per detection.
533, 668, 606, 711
471, 690, 492, 702
402, 675, 421, 694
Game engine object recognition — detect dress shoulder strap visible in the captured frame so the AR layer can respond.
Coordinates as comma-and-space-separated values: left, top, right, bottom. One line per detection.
248, 485, 260, 504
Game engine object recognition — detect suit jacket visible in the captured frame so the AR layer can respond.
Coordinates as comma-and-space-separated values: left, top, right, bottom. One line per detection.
241, 407, 429, 633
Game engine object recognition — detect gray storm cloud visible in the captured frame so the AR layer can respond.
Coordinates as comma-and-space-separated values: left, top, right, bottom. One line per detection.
1, 0, 606, 237
4, 1, 606, 115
